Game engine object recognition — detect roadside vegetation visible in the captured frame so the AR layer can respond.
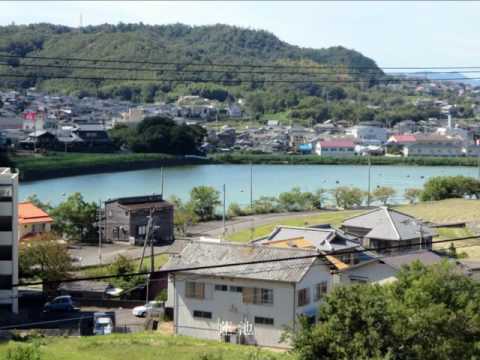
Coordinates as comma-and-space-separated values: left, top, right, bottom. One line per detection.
287, 262, 480, 360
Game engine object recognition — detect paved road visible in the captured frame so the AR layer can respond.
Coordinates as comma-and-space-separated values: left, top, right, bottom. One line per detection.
69, 241, 187, 268
188, 210, 327, 239
69, 211, 328, 267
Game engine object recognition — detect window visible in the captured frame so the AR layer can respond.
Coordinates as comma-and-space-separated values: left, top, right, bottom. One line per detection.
229, 286, 243, 293
215, 284, 228, 292
0, 246, 12, 261
350, 276, 368, 284
193, 310, 212, 319
254, 316, 274, 326
314, 282, 328, 301
297, 288, 310, 307
137, 225, 146, 236
0, 186, 12, 202
0, 217, 12, 232
185, 282, 205, 299
0, 275, 12, 289
242, 287, 274, 305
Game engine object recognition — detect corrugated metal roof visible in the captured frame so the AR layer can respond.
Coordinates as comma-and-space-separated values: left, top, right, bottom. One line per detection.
162, 241, 322, 283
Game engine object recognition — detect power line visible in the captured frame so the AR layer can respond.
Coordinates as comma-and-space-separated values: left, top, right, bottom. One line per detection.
2, 53, 480, 71
0, 58, 382, 77
1, 72, 476, 86
13, 234, 480, 288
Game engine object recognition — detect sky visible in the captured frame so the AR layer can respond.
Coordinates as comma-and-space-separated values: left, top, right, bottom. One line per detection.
1, 1, 479, 69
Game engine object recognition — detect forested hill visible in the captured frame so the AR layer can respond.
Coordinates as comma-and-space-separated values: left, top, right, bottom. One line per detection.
0, 23, 382, 99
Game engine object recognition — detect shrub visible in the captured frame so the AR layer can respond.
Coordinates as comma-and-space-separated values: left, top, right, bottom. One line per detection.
6, 343, 42, 360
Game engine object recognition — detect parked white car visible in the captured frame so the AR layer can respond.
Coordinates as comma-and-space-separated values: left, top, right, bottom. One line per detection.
132, 301, 164, 317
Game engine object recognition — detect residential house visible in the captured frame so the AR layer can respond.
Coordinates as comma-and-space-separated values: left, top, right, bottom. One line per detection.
73, 124, 115, 152
338, 249, 447, 284
104, 195, 174, 245
386, 134, 417, 155
288, 126, 314, 152
17, 201, 53, 241
255, 225, 362, 265
314, 139, 356, 157
19, 130, 59, 151
346, 125, 388, 145
164, 241, 335, 348
0, 168, 18, 313
402, 134, 464, 157
341, 207, 436, 254
227, 104, 242, 118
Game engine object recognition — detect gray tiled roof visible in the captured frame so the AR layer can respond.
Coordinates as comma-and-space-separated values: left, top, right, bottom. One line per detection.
342, 207, 437, 241
260, 226, 359, 252
162, 241, 321, 283
381, 249, 444, 269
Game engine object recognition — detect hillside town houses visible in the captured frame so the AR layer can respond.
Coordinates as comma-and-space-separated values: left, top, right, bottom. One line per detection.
2, 85, 480, 157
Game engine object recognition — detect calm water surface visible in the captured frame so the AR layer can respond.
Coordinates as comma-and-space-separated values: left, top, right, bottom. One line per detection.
19, 164, 476, 206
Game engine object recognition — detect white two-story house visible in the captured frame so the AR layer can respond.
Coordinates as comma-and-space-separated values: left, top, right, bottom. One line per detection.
164, 241, 335, 348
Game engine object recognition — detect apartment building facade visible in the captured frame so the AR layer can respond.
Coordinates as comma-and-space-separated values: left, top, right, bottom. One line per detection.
0, 168, 18, 313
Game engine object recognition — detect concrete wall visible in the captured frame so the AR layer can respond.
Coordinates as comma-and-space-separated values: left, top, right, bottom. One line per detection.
18, 222, 51, 240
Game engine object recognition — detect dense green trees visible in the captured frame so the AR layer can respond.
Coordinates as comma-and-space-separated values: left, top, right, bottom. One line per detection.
19, 238, 73, 293
50, 193, 98, 243
288, 262, 480, 360
190, 186, 222, 221
420, 175, 480, 201
109, 116, 206, 155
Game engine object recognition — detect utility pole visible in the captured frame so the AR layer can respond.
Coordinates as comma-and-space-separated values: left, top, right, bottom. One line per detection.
222, 184, 226, 240
250, 163, 255, 241
161, 167, 165, 197
138, 210, 154, 272
97, 200, 103, 265
367, 155, 372, 207
250, 162, 253, 209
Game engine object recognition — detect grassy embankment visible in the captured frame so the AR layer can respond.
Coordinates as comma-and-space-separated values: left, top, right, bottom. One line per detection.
12, 153, 212, 181
212, 153, 480, 166
0, 332, 291, 360
12, 151, 480, 182
226, 199, 480, 258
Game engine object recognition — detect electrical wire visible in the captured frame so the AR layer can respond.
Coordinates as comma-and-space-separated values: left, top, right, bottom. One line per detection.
0, 72, 475, 86
2, 53, 480, 71
13, 234, 480, 288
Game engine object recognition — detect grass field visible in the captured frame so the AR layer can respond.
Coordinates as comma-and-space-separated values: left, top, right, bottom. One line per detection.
83, 254, 169, 278
226, 210, 362, 242
0, 332, 291, 360
226, 199, 480, 258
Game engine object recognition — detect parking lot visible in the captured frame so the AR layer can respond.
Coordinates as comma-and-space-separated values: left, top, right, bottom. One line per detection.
1, 292, 146, 334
